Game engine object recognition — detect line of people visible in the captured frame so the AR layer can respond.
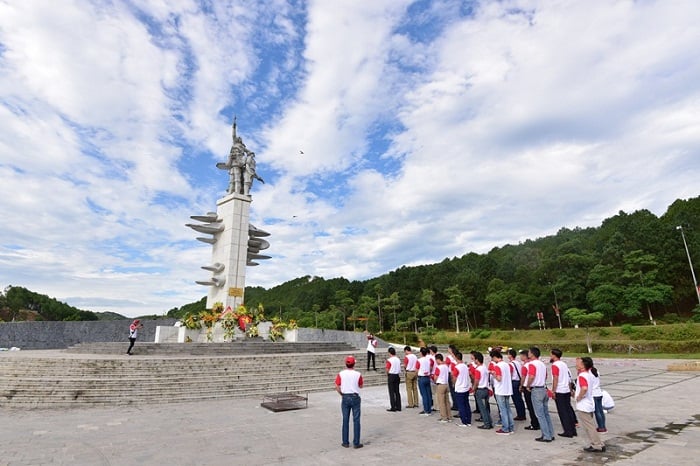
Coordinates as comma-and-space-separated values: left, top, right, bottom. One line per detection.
334, 343, 609, 453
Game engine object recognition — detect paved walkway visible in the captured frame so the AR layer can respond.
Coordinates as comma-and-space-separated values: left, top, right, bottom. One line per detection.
0, 355, 698, 465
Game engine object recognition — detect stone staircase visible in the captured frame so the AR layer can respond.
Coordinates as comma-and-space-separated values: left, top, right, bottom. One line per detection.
0, 345, 387, 408
65, 341, 358, 355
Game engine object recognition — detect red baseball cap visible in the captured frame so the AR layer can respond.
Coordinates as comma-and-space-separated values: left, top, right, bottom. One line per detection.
345, 355, 356, 365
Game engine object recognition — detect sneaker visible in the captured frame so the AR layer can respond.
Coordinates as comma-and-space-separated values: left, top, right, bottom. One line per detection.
341, 443, 350, 448
514, 416, 527, 421
524, 425, 540, 430
420, 412, 432, 416
495, 421, 502, 426
477, 425, 493, 430
495, 429, 509, 435
583, 446, 606, 453
596, 428, 607, 433
457, 423, 471, 427
439, 419, 449, 423
353, 444, 364, 449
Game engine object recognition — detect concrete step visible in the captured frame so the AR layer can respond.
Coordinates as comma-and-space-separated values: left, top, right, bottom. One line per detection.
0, 350, 386, 408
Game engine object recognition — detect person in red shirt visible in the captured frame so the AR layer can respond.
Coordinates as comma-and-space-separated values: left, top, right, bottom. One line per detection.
335, 355, 364, 449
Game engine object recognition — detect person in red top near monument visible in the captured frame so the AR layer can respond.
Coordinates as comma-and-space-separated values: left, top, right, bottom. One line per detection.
335, 355, 364, 449
403, 346, 419, 408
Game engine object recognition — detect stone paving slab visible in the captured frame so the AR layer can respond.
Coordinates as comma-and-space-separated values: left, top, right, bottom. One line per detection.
0, 355, 698, 465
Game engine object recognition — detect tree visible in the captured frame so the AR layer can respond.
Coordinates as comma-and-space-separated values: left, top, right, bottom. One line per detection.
383, 292, 401, 331
563, 307, 603, 353
419, 289, 436, 329
444, 285, 465, 333
621, 250, 673, 324
335, 290, 354, 331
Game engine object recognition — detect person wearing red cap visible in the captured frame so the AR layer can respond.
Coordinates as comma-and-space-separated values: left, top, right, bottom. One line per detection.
335, 355, 364, 449
126, 319, 143, 355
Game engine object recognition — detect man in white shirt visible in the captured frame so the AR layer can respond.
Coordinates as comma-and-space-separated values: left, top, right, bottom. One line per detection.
335, 356, 364, 449
526, 346, 554, 442
550, 348, 577, 438
385, 347, 402, 412
403, 346, 419, 408
490, 349, 514, 435
451, 351, 472, 427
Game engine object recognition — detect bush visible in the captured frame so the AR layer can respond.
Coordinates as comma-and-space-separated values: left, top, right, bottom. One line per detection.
551, 329, 566, 338
633, 326, 663, 340
661, 313, 681, 324
597, 328, 610, 337
667, 323, 699, 340
621, 324, 636, 335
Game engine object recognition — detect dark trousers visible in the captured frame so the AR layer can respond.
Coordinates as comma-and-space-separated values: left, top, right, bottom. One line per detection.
455, 391, 472, 425
387, 374, 401, 410
127, 337, 136, 354
554, 392, 577, 436
448, 377, 457, 409
511, 380, 526, 418
367, 351, 376, 370
523, 388, 540, 428
418, 376, 432, 413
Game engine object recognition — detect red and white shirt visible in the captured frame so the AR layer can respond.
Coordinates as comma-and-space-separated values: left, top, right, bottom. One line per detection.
417, 356, 432, 376
528, 359, 547, 387
475, 364, 490, 389
492, 360, 513, 396
433, 363, 450, 385
404, 353, 418, 371
452, 362, 471, 393
509, 359, 522, 382
575, 370, 595, 412
335, 369, 363, 395
386, 356, 401, 375
551, 360, 572, 394
427, 353, 437, 375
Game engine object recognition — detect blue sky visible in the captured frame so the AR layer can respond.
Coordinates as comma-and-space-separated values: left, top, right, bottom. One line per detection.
1, 0, 699, 318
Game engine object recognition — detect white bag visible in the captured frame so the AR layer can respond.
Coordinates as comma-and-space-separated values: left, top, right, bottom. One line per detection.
601, 389, 614, 410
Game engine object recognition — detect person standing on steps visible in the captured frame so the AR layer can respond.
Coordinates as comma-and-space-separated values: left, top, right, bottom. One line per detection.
126, 319, 143, 355
335, 355, 364, 449
386, 347, 402, 412
366, 333, 378, 371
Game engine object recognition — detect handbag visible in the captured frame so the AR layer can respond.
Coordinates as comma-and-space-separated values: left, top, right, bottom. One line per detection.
601, 389, 615, 410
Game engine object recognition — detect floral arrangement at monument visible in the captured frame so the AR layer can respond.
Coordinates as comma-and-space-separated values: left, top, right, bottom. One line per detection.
180, 303, 297, 342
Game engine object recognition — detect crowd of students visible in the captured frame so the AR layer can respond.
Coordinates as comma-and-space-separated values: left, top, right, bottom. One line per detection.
335, 342, 608, 453
398, 344, 608, 453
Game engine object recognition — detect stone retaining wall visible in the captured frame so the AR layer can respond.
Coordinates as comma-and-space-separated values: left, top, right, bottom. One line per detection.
0, 321, 385, 350
0, 319, 177, 349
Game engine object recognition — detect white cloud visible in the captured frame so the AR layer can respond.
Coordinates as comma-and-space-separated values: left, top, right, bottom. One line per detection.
1, 0, 699, 316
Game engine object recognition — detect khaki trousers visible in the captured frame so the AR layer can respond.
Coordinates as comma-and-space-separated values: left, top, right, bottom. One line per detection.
437, 384, 451, 421
578, 410, 604, 449
405, 371, 418, 407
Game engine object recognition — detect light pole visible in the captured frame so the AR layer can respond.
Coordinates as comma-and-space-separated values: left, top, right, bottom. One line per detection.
677, 226, 700, 305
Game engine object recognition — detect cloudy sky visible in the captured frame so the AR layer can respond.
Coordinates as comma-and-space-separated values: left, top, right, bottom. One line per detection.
1, 0, 698, 318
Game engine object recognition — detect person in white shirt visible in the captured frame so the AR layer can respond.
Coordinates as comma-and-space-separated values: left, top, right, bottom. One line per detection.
526, 346, 554, 442
403, 346, 419, 408
335, 355, 364, 449
385, 347, 402, 412
507, 349, 526, 420
550, 348, 577, 438
417, 347, 433, 415
575, 357, 605, 453
432, 353, 452, 422
490, 350, 514, 435
366, 333, 378, 371
472, 351, 493, 429
451, 351, 473, 427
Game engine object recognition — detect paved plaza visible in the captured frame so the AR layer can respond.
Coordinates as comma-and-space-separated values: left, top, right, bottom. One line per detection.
1, 355, 699, 465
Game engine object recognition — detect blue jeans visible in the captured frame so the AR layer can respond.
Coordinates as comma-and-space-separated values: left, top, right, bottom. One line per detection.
511, 380, 526, 418
475, 388, 492, 427
341, 394, 361, 446
594, 396, 606, 429
418, 376, 432, 413
495, 394, 514, 432
531, 387, 554, 440
454, 391, 472, 425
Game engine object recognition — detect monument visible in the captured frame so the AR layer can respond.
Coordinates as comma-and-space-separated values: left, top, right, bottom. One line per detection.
186, 118, 270, 311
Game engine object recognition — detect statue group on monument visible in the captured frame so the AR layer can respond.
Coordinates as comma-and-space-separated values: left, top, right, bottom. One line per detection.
217, 118, 264, 196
